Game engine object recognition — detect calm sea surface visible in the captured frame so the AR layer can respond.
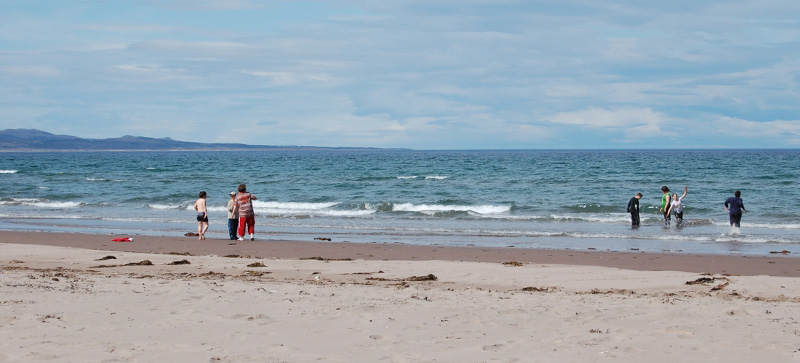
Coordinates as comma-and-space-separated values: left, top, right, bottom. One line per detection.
1, 150, 798, 256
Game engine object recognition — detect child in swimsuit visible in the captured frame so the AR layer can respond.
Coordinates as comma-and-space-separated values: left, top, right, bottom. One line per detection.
194, 191, 209, 240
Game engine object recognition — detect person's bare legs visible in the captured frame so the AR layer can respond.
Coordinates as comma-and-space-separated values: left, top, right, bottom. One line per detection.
197, 222, 203, 240
200, 222, 209, 240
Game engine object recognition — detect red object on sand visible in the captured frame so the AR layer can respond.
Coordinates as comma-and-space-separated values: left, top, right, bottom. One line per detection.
112, 237, 133, 242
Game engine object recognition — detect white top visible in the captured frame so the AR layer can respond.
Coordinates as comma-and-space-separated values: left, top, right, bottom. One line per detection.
671, 197, 684, 213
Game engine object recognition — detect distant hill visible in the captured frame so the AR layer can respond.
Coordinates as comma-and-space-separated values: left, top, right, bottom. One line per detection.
0, 129, 375, 151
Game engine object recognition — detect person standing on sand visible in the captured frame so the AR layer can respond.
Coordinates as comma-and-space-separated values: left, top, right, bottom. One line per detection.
627, 193, 642, 227
226, 191, 239, 240
659, 186, 671, 226
667, 187, 689, 227
724, 190, 747, 227
235, 184, 258, 241
194, 191, 209, 240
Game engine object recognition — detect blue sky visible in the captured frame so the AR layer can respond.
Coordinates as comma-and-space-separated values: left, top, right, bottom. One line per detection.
1, 0, 799, 149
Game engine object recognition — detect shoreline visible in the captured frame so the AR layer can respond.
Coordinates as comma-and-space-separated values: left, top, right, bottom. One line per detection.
1, 230, 798, 277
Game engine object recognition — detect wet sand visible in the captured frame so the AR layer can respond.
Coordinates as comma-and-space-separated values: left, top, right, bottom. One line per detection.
1, 231, 798, 277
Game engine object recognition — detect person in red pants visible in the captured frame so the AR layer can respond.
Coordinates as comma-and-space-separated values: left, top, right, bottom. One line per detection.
234, 184, 258, 241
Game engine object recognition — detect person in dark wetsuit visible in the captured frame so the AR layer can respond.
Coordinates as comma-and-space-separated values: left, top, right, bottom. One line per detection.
724, 190, 746, 227
627, 193, 642, 226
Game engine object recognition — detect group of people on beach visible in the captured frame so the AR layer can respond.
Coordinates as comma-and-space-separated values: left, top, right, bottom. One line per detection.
193, 184, 258, 241
627, 187, 746, 228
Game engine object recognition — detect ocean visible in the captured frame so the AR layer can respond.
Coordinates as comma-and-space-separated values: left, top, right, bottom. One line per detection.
1, 149, 798, 256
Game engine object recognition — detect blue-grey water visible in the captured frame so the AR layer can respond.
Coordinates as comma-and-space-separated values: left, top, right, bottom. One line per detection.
1, 150, 798, 256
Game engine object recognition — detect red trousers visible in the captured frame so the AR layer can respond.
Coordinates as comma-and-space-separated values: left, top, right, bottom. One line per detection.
238, 215, 255, 236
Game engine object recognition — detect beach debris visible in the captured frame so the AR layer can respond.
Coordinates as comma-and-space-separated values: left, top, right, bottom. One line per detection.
299, 256, 353, 262
581, 288, 636, 295
247, 262, 266, 268
111, 237, 133, 242
133, 262, 153, 267
521, 286, 557, 293
168, 252, 193, 256
686, 277, 716, 285
406, 274, 438, 281
365, 274, 438, 283
95, 255, 117, 261
686, 276, 731, 291
503, 261, 524, 267
314, 237, 332, 241
685, 276, 731, 286
184, 232, 199, 237
242, 271, 271, 276
711, 281, 730, 291
589, 329, 605, 334
167, 259, 191, 265
224, 254, 241, 258
90, 259, 154, 268
9, 260, 24, 264
769, 250, 791, 254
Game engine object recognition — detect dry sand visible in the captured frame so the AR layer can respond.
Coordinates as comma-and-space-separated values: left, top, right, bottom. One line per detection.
1, 231, 799, 362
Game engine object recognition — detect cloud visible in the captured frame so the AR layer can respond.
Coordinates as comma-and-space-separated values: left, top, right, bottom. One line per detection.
546, 107, 669, 133
2, 65, 60, 77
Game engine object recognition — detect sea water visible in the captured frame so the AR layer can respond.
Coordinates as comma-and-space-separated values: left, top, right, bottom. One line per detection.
1, 149, 798, 256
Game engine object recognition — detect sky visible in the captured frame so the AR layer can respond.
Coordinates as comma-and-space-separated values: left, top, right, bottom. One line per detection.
1, 0, 800, 149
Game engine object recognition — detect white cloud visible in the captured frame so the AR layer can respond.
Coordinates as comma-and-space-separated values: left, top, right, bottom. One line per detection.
546, 107, 668, 130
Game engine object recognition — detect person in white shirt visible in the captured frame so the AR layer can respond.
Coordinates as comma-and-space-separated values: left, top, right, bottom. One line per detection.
667, 186, 688, 227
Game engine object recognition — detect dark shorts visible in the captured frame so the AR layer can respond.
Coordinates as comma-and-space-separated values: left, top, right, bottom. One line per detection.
730, 212, 742, 227
197, 213, 208, 223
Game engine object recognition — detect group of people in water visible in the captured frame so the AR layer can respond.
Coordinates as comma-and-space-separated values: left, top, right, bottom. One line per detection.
197, 183, 748, 241
627, 187, 746, 228
193, 184, 258, 241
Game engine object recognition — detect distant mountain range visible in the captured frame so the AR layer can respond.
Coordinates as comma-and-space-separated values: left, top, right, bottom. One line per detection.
0, 129, 375, 151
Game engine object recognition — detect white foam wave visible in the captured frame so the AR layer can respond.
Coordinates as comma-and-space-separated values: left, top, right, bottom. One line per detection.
249, 201, 374, 217
425, 176, 449, 180
0, 198, 82, 209
548, 213, 631, 223
24, 201, 82, 208
392, 203, 510, 214
711, 220, 800, 230
0, 170, 18, 174
254, 201, 338, 210
397, 176, 417, 179
149, 204, 185, 210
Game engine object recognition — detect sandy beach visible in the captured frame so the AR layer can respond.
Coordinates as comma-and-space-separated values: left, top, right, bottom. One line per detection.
1, 231, 799, 362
